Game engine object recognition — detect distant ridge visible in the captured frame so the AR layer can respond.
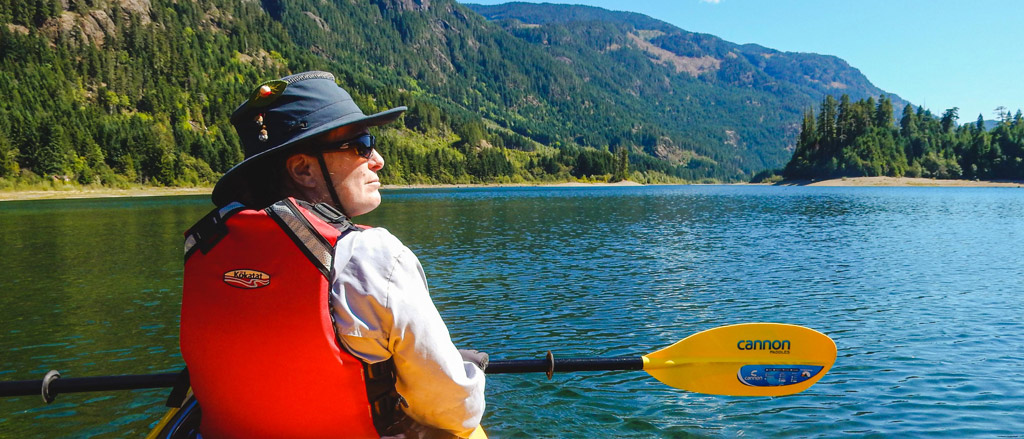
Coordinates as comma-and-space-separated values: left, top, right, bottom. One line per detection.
464, 1, 910, 169
0, 0, 913, 188
464, 1, 677, 31
466, 2, 906, 108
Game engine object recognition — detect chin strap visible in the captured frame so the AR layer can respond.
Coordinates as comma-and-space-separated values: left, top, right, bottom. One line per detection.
316, 152, 345, 210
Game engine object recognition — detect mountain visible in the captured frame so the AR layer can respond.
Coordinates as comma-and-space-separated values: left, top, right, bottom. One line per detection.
464, 2, 910, 165
466, 2, 903, 103
0, 0, 908, 187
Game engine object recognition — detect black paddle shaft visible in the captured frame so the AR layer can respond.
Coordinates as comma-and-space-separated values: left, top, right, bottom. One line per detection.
486, 356, 644, 376
0, 355, 645, 401
0, 372, 179, 398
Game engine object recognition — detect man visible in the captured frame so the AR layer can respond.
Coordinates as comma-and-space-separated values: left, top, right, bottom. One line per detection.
179, 71, 486, 438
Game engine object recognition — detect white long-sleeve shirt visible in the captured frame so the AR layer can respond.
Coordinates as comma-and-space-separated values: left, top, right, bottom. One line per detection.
329, 227, 485, 437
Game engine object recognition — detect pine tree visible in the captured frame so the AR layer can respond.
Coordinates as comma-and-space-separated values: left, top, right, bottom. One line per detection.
817, 95, 838, 151
900, 104, 917, 138
875, 96, 894, 128
941, 108, 959, 133
0, 134, 19, 178
613, 146, 629, 181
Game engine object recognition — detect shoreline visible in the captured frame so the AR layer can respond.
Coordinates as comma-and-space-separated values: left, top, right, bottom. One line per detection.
0, 186, 214, 202
779, 176, 1024, 188
2, 177, 1021, 202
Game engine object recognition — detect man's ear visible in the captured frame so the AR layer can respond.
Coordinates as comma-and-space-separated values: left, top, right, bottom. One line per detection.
284, 153, 319, 188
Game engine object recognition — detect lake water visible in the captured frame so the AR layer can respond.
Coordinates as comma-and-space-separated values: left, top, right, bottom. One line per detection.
1, 185, 1022, 438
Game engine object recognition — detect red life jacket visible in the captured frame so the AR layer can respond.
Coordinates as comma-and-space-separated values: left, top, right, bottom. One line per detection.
180, 198, 393, 439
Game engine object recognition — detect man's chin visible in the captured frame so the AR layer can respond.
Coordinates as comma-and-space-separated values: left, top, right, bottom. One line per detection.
348, 197, 381, 217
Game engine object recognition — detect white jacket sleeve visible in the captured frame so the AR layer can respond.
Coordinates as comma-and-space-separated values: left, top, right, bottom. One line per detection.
330, 228, 485, 437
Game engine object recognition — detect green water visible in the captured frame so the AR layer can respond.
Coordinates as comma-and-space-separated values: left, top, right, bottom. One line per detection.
2, 186, 1024, 437
0, 196, 212, 437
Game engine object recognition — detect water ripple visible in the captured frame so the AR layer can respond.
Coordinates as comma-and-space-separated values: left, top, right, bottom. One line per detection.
3, 188, 1024, 437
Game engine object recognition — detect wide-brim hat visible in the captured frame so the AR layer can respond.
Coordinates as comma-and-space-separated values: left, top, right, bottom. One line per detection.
212, 71, 406, 207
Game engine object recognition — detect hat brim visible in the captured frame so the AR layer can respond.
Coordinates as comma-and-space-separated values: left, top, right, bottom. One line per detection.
212, 106, 406, 207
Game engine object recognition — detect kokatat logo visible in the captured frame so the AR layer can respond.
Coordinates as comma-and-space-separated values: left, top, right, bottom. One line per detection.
737, 339, 791, 354
223, 269, 271, 289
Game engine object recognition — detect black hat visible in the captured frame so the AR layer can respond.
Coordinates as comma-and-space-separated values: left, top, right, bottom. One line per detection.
212, 71, 406, 207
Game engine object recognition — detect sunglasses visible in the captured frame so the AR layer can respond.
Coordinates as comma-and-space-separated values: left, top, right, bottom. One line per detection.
328, 134, 376, 159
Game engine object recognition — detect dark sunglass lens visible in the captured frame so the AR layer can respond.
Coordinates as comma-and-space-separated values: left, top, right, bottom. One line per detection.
355, 135, 375, 158
333, 134, 376, 158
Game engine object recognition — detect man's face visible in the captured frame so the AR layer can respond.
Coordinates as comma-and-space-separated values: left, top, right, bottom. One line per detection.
321, 131, 385, 217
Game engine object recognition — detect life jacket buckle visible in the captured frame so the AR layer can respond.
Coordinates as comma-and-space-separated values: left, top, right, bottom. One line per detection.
187, 211, 229, 255
312, 202, 345, 222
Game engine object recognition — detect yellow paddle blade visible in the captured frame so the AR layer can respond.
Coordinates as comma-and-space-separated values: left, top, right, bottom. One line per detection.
642, 323, 836, 396
468, 425, 488, 439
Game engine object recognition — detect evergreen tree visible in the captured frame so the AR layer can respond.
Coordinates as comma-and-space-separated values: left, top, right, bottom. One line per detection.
941, 108, 959, 133
783, 94, 1023, 182
0, 134, 18, 178
875, 96, 894, 128
900, 104, 917, 138
817, 95, 838, 152
613, 146, 629, 181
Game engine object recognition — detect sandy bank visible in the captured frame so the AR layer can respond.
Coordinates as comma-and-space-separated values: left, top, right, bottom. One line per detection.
781, 176, 1024, 188
0, 186, 213, 202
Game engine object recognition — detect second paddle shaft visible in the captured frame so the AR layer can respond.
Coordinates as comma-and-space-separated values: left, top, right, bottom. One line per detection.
0, 372, 180, 398
486, 356, 644, 375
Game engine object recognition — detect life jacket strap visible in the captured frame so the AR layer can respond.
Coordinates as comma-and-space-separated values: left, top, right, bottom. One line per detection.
265, 199, 338, 278
184, 202, 247, 259
364, 357, 402, 435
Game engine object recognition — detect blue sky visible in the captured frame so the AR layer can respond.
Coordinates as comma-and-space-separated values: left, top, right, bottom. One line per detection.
462, 0, 1024, 123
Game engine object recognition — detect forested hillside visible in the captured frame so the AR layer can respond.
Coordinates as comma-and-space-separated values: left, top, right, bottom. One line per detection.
0, 0, 908, 189
466, 3, 909, 170
781, 96, 1024, 181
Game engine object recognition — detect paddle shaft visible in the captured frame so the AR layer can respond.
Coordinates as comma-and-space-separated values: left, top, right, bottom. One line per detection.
0, 372, 179, 398
1, 357, 642, 399
486, 356, 643, 374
